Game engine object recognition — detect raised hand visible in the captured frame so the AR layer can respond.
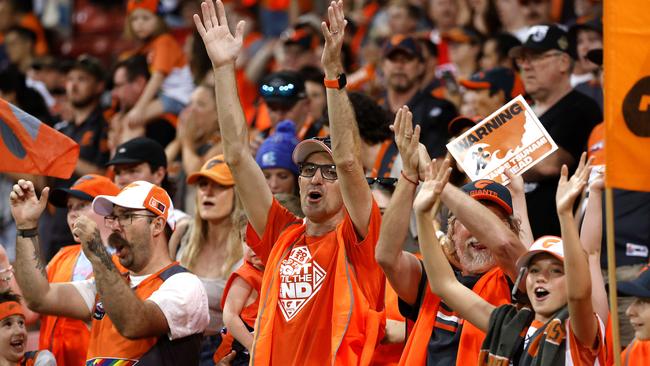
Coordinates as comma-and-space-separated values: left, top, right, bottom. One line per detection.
9, 180, 49, 230
556, 152, 592, 215
413, 158, 451, 214
73, 215, 114, 270
504, 169, 524, 197
194, 0, 245, 68
391, 106, 421, 182
320, 0, 347, 77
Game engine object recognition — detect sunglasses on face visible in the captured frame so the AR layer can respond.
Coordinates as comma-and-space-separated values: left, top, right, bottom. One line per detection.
366, 177, 398, 188
298, 162, 338, 181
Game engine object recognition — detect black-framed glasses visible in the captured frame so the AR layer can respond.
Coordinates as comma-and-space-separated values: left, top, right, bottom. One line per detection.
366, 177, 398, 188
298, 162, 338, 181
104, 212, 156, 227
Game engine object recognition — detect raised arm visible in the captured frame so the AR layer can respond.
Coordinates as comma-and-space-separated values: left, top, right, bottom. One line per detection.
10, 180, 91, 321
414, 159, 494, 332
579, 170, 608, 322
556, 153, 598, 347
320, 0, 373, 237
72, 216, 170, 339
375, 107, 422, 305
194, 0, 272, 235
440, 184, 526, 281
505, 170, 534, 247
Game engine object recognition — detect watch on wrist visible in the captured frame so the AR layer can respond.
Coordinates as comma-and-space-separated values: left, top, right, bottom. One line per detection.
17, 228, 39, 238
324, 73, 347, 89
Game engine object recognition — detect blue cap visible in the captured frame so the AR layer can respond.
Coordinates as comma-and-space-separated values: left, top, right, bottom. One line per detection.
255, 120, 300, 176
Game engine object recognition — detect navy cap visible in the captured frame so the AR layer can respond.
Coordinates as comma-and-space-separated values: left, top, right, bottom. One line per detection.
509, 25, 571, 58
618, 267, 650, 298
461, 179, 513, 215
460, 67, 526, 101
383, 35, 424, 61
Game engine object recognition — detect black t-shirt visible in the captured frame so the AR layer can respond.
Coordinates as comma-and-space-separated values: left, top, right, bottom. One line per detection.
398, 263, 481, 366
525, 90, 601, 238
382, 90, 457, 159
600, 189, 650, 268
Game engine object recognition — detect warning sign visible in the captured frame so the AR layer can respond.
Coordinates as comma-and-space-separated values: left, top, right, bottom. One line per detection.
446, 95, 557, 184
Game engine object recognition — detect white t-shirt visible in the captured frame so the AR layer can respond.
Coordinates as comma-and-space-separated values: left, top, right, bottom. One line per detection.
71, 271, 209, 340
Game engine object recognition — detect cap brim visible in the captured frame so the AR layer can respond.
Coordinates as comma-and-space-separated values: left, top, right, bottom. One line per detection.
508, 45, 548, 59
617, 281, 650, 298
459, 79, 491, 90
92, 194, 145, 216
516, 249, 564, 271
384, 47, 420, 60
187, 171, 235, 186
105, 156, 145, 167
448, 116, 477, 136
292, 139, 333, 164
49, 188, 94, 208
471, 193, 513, 215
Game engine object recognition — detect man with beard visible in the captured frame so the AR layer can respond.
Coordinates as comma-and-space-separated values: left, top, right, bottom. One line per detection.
376, 108, 526, 365
9, 179, 209, 365
380, 36, 457, 158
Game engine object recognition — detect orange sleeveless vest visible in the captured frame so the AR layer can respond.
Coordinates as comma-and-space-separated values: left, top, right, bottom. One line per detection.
399, 267, 511, 365
86, 262, 202, 365
250, 223, 385, 365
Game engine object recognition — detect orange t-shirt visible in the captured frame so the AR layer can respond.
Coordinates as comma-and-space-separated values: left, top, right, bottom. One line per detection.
141, 33, 187, 75
250, 198, 384, 365
622, 339, 650, 365
587, 122, 605, 166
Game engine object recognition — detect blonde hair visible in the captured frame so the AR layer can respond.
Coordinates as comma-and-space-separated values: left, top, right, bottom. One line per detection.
123, 10, 169, 41
180, 189, 246, 279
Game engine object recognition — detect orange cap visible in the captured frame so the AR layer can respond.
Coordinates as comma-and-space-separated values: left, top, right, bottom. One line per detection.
187, 155, 235, 186
127, 0, 160, 14
93, 181, 175, 230
49, 174, 121, 208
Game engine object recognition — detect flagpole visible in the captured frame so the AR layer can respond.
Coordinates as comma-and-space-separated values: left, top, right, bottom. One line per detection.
605, 187, 621, 366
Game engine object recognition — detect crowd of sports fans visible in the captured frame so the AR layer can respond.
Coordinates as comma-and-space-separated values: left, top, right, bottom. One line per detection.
1, 0, 649, 365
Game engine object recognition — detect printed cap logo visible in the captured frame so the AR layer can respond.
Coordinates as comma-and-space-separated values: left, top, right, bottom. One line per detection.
541, 237, 561, 249
262, 152, 277, 166
474, 179, 492, 189
529, 25, 549, 42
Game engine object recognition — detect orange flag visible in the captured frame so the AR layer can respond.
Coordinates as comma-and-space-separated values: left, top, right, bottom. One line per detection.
0, 98, 79, 179
604, 1, 650, 192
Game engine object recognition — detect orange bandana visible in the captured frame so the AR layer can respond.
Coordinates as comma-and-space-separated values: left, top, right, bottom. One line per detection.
0, 301, 24, 321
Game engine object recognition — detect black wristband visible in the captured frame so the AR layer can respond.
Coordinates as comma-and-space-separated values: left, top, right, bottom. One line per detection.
17, 228, 39, 238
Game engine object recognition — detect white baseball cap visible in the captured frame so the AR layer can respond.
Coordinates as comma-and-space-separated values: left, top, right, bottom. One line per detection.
515, 235, 565, 270
92, 180, 176, 230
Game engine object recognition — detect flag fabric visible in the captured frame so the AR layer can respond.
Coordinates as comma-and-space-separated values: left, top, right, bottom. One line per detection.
604, 1, 650, 192
0, 98, 79, 179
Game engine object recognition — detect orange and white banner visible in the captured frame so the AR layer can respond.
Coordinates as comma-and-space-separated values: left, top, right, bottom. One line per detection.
446, 95, 557, 185
604, 1, 650, 192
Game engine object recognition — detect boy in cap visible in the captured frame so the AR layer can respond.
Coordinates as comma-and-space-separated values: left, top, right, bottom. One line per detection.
10, 178, 209, 365
40, 174, 120, 366
618, 268, 650, 364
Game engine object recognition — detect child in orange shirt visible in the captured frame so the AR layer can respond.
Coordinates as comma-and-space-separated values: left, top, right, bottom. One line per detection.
618, 267, 650, 365
123, 0, 194, 129
214, 243, 264, 366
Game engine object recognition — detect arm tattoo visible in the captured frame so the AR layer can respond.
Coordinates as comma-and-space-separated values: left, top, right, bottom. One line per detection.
88, 231, 116, 271
29, 237, 47, 278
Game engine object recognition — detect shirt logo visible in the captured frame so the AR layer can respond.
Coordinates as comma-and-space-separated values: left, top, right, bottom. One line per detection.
278, 246, 326, 322
93, 301, 105, 320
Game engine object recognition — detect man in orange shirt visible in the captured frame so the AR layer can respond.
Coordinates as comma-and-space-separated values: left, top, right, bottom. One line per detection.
195, 1, 385, 364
